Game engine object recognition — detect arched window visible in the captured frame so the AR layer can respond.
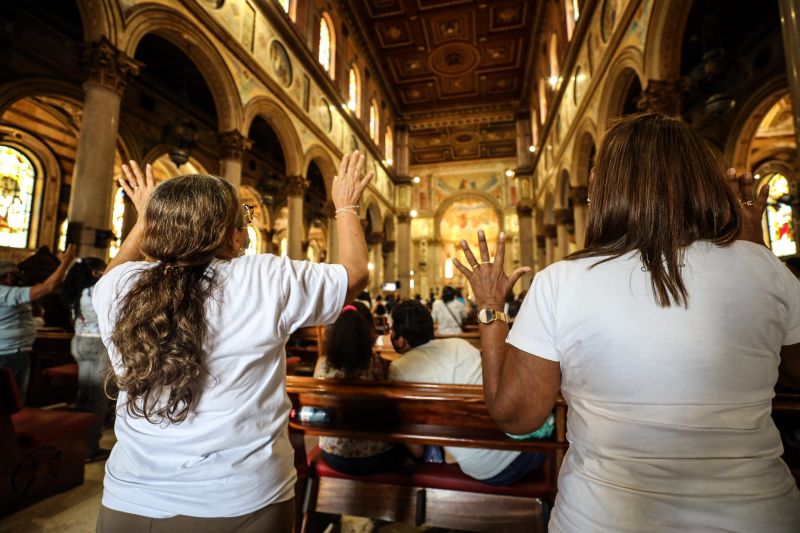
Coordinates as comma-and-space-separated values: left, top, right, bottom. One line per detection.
108, 187, 126, 259
278, 0, 292, 17
348, 66, 360, 116
565, 0, 580, 40
369, 100, 379, 141
384, 125, 394, 165
318, 13, 335, 77
0, 145, 37, 249
764, 173, 797, 257
57, 218, 68, 252
548, 33, 559, 85
538, 78, 548, 120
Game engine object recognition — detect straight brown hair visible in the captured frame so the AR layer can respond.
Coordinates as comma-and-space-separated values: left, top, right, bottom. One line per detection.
569, 113, 741, 307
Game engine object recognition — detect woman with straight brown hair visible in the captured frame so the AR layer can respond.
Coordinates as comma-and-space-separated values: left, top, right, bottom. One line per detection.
454, 114, 800, 532
92, 152, 372, 532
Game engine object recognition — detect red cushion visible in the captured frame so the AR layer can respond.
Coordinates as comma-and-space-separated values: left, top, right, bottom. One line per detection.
12, 408, 100, 447
309, 446, 551, 498
43, 363, 79, 381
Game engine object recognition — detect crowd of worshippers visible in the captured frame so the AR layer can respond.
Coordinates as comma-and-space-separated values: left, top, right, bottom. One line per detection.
3, 115, 800, 531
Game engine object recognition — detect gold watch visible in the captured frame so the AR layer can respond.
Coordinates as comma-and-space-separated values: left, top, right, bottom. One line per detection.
477, 308, 507, 324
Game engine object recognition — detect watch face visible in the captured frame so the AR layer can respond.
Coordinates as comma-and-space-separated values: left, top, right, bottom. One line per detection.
479, 309, 496, 323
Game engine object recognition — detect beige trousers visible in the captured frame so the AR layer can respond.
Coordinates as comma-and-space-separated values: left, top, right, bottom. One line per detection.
96, 498, 294, 533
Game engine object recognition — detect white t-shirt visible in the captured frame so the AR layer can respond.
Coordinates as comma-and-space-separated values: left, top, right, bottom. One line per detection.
431, 299, 467, 335
93, 254, 347, 518
507, 241, 800, 533
388, 337, 519, 480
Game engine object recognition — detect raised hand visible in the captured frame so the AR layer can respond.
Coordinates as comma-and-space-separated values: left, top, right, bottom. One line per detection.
331, 150, 374, 212
453, 230, 532, 310
725, 168, 768, 245
58, 244, 77, 265
120, 161, 157, 215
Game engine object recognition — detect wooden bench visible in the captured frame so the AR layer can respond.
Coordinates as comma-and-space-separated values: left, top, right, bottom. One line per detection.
26, 330, 77, 406
0, 367, 99, 516
286, 326, 326, 376
286, 376, 568, 533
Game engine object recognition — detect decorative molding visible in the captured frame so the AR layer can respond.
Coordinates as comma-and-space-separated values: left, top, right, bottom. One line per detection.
569, 186, 589, 203
82, 37, 141, 93
536, 235, 546, 248
218, 130, 252, 160
396, 211, 411, 224
544, 224, 558, 239
516, 202, 534, 218
283, 175, 308, 196
382, 240, 396, 255
554, 208, 574, 225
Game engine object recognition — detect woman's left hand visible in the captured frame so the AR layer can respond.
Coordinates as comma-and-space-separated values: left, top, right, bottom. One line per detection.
120, 161, 157, 215
452, 230, 532, 310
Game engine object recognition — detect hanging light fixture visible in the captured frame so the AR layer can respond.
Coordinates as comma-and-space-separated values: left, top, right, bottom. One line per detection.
165, 120, 198, 167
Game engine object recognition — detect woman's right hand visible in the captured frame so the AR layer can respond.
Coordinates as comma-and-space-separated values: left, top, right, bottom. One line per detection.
120, 161, 157, 215
332, 151, 374, 211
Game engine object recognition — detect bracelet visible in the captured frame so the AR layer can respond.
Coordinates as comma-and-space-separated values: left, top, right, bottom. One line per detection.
335, 205, 360, 213
335, 210, 359, 219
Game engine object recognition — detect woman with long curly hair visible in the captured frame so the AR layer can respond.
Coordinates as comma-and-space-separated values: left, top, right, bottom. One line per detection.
92, 153, 372, 532
62, 256, 109, 461
454, 114, 800, 532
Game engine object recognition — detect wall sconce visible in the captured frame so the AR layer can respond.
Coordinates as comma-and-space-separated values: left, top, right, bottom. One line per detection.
164, 120, 198, 167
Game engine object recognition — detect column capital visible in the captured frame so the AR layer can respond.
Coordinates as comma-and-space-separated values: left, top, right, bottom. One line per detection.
536, 235, 547, 248
569, 185, 589, 203
516, 201, 534, 218
82, 37, 140, 93
554, 208, 574, 225
366, 232, 384, 247
283, 175, 308, 196
544, 224, 558, 239
396, 210, 411, 224
637, 79, 688, 116
219, 130, 252, 160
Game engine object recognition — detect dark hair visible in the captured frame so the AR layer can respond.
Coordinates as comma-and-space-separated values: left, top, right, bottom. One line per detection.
569, 113, 740, 307
109, 174, 241, 424
62, 257, 107, 321
391, 300, 434, 348
441, 285, 456, 303
325, 301, 375, 377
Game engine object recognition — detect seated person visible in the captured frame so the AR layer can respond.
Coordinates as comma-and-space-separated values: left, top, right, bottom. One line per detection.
431, 285, 467, 335
388, 300, 545, 485
313, 301, 405, 475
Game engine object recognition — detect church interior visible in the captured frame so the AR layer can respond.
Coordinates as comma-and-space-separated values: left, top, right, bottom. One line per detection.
1, 0, 800, 531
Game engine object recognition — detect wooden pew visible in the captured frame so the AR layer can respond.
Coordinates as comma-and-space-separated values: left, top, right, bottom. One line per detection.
286, 326, 326, 376
286, 376, 568, 533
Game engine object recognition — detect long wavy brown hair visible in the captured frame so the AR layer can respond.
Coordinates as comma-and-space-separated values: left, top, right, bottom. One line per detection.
569, 113, 741, 307
107, 174, 241, 424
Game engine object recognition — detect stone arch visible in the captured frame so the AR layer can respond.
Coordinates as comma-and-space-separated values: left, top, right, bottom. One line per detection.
303, 144, 337, 195
78, 0, 124, 44
365, 200, 383, 235
643, 0, 694, 81
597, 49, 645, 132
0, 79, 84, 116
725, 77, 789, 170
433, 191, 505, 241
572, 122, 597, 187
383, 214, 395, 243
141, 145, 215, 179
243, 96, 303, 177
122, 4, 243, 132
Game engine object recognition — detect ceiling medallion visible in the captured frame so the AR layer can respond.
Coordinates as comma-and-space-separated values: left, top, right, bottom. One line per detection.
429, 42, 480, 76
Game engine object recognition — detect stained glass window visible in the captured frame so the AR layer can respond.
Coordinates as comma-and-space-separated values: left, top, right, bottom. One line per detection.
319, 14, 332, 75
348, 66, 360, 115
765, 173, 797, 257
0, 145, 36, 249
108, 187, 126, 259
369, 101, 379, 141
385, 125, 393, 165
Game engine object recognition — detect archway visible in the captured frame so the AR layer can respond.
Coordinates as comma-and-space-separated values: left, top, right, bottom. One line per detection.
600, 66, 644, 129
304, 160, 328, 263
239, 185, 270, 255
435, 194, 503, 291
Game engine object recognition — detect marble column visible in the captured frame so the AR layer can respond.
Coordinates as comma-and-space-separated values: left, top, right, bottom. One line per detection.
544, 224, 557, 265
218, 130, 251, 188
382, 240, 396, 290
367, 232, 384, 294
554, 208, 573, 259
284, 176, 308, 260
516, 202, 535, 289
396, 212, 411, 298
637, 79, 686, 116
779, 0, 800, 151
324, 202, 338, 263
515, 112, 533, 170
570, 186, 589, 250
68, 38, 139, 256
395, 126, 410, 178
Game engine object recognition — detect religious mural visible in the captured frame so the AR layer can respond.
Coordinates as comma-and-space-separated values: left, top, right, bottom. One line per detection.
439, 197, 500, 286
